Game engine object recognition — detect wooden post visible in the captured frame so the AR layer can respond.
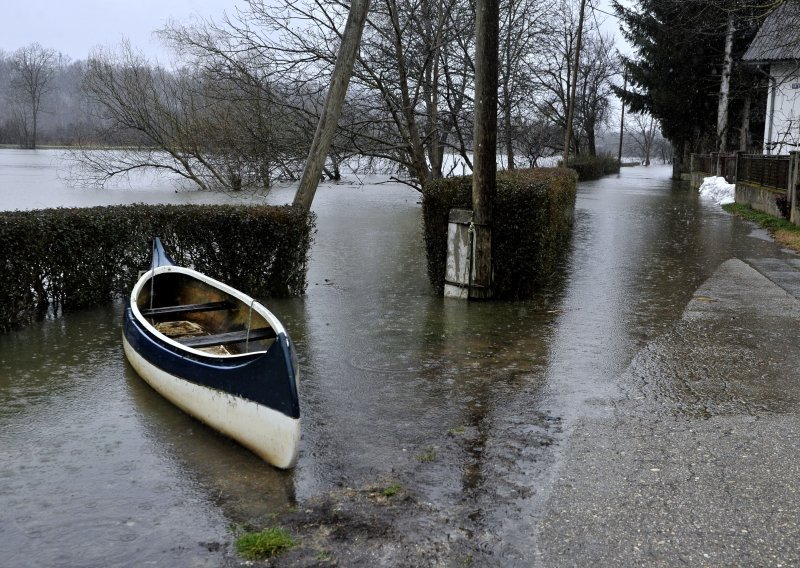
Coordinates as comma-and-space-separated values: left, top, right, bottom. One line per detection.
790, 151, 799, 225
617, 69, 626, 166
293, 0, 371, 213
470, 0, 500, 300
563, 0, 588, 164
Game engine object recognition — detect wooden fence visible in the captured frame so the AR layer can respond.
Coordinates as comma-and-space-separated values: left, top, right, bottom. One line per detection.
737, 155, 790, 191
690, 152, 740, 184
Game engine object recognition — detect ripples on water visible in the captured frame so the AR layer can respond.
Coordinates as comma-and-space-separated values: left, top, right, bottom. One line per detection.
1, 156, 793, 566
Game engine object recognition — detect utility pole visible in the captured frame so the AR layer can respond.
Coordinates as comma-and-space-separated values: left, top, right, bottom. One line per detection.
563, 0, 588, 164
618, 69, 627, 165
470, 0, 501, 300
293, 0, 371, 213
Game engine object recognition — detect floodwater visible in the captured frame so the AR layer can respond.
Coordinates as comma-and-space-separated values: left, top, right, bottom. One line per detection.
1, 150, 795, 566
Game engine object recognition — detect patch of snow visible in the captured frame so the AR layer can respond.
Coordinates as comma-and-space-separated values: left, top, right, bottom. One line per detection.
699, 176, 735, 205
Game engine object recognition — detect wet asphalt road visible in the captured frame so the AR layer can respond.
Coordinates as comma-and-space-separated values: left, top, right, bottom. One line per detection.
537, 258, 800, 567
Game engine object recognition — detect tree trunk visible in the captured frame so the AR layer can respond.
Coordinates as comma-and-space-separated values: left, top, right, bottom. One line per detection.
293, 0, 370, 213
716, 12, 734, 153
471, 0, 500, 300
672, 142, 684, 179
739, 93, 751, 152
586, 118, 597, 156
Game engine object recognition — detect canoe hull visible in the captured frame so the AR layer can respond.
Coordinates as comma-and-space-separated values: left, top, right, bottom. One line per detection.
123, 331, 300, 469
122, 240, 300, 469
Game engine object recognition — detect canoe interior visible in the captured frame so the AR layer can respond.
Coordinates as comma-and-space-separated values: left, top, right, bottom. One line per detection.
137, 271, 274, 355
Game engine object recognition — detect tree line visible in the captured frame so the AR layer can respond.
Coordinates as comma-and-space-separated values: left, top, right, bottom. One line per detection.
1, 0, 690, 192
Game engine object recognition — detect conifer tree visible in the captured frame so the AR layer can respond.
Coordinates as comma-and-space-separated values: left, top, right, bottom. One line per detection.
613, 0, 767, 177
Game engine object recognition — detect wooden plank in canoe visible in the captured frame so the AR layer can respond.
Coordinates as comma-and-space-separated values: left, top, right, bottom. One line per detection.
177, 327, 277, 348
141, 301, 236, 317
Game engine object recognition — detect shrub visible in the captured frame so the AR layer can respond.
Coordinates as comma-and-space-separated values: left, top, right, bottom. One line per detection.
0, 204, 314, 332
560, 154, 620, 181
422, 168, 577, 300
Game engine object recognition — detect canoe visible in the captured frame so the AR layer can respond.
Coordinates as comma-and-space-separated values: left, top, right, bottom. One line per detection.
122, 238, 300, 469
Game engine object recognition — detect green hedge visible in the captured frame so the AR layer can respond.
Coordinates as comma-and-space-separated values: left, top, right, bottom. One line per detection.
561, 154, 620, 181
422, 168, 577, 299
0, 204, 314, 332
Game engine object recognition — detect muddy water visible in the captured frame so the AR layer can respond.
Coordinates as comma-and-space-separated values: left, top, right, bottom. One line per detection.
1, 162, 792, 566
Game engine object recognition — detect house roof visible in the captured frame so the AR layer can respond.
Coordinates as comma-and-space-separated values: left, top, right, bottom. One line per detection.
743, 1, 800, 63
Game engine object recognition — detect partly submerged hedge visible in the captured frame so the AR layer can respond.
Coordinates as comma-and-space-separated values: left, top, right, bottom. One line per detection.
0, 204, 314, 332
562, 154, 620, 181
422, 168, 577, 299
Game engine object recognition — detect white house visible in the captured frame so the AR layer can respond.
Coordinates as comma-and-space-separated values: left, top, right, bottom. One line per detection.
743, 2, 800, 155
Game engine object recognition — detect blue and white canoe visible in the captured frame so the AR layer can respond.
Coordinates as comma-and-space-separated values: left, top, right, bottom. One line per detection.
122, 238, 300, 469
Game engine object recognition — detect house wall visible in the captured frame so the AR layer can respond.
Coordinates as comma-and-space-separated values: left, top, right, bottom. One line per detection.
764, 62, 800, 155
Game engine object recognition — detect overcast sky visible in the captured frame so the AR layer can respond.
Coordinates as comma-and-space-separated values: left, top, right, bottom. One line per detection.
0, 0, 629, 62
0, 0, 229, 62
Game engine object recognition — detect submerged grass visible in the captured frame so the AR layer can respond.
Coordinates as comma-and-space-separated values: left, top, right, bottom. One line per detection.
235, 526, 296, 560
723, 203, 800, 254
416, 447, 437, 462
382, 483, 402, 498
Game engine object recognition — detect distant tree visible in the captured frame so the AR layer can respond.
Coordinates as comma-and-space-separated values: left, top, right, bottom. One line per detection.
9, 43, 58, 148
625, 111, 658, 166
515, 115, 562, 166
575, 33, 619, 156
74, 42, 305, 191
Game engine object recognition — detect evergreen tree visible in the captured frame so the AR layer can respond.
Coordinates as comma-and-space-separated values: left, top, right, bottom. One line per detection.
613, 0, 767, 177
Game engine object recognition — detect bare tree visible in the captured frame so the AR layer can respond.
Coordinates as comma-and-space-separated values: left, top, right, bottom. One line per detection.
294, 0, 371, 212
575, 33, 619, 156
528, 0, 617, 158
9, 43, 58, 149
626, 111, 659, 166
497, 0, 552, 169
73, 42, 305, 191
515, 115, 562, 166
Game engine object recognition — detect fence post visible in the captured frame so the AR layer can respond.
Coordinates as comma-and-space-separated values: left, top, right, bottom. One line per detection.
734, 151, 741, 183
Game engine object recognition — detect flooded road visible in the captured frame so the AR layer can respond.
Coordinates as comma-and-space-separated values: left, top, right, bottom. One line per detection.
1, 160, 798, 566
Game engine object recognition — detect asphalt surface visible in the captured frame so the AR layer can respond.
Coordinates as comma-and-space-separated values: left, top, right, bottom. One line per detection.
537, 257, 800, 567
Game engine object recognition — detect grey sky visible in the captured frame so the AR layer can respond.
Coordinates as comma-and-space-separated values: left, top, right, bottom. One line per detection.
0, 0, 228, 61
1, 0, 628, 62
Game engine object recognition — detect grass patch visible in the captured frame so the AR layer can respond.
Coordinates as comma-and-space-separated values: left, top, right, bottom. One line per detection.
235, 527, 296, 560
723, 203, 800, 253
416, 447, 437, 462
447, 426, 466, 435
382, 483, 402, 498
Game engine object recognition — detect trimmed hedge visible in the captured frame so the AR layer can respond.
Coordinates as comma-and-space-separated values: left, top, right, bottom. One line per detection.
561, 154, 620, 181
422, 168, 577, 299
0, 204, 314, 332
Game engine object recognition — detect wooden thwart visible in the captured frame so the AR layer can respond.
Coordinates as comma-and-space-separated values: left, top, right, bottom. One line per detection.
177, 327, 277, 348
141, 301, 236, 317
